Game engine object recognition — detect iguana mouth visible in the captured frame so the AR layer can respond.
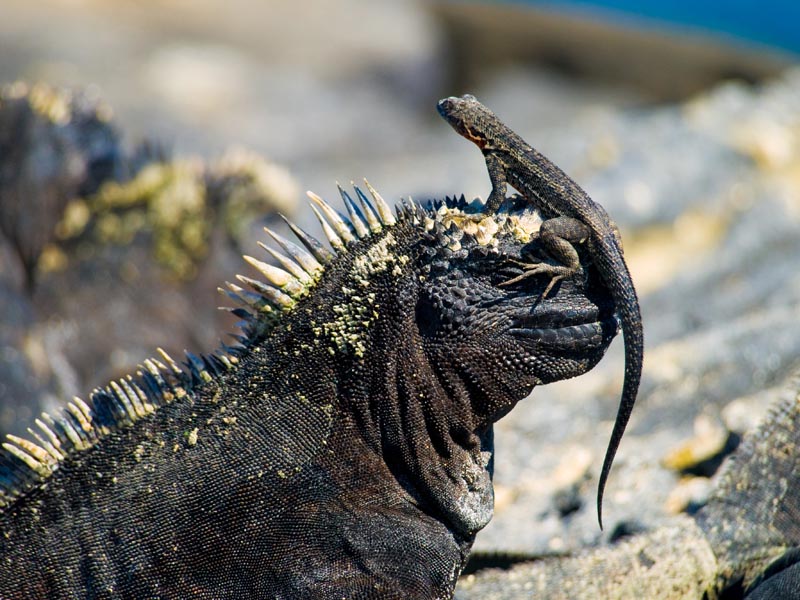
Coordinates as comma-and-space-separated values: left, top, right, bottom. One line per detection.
510, 307, 618, 351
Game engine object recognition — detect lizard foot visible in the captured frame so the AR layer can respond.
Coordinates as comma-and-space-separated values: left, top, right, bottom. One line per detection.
500, 262, 580, 297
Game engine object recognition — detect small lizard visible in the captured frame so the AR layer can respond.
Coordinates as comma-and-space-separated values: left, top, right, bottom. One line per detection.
438, 94, 644, 528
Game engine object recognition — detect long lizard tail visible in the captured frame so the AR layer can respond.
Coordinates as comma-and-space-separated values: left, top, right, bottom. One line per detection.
595, 242, 644, 530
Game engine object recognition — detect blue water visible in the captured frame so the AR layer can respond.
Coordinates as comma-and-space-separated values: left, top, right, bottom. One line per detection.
525, 0, 800, 55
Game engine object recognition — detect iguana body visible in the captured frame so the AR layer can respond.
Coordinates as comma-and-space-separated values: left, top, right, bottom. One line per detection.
0, 185, 618, 598
456, 389, 800, 599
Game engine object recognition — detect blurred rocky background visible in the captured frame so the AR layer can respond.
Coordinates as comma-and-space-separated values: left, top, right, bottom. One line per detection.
1, 0, 800, 591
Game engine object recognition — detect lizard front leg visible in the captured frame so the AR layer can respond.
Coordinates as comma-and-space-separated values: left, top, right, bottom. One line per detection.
483, 150, 508, 214
502, 216, 590, 296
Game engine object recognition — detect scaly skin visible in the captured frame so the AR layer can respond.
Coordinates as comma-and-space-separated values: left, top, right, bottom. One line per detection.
0, 188, 618, 599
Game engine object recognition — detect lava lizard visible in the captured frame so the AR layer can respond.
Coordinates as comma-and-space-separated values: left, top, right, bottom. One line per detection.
438, 94, 643, 527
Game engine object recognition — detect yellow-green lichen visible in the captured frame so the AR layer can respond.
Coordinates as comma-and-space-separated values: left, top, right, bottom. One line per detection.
430, 204, 543, 246
351, 233, 402, 282
209, 147, 298, 242
186, 428, 199, 447
322, 290, 379, 358
2, 81, 114, 126
50, 149, 298, 281
319, 233, 407, 357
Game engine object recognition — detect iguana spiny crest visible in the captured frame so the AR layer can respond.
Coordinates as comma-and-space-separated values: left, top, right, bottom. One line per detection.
0, 180, 391, 508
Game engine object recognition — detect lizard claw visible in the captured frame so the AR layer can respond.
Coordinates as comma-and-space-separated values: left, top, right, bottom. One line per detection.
541, 274, 565, 297
500, 262, 581, 297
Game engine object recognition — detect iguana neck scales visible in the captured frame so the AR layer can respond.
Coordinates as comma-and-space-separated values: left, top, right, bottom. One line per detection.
0, 181, 618, 598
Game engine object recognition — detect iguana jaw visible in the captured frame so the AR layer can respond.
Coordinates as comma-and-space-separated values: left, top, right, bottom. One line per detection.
510, 305, 617, 353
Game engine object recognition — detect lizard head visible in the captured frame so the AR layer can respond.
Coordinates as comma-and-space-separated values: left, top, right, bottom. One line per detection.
437, 94, 494, 149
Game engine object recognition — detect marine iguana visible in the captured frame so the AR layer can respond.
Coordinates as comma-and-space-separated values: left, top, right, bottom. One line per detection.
455, 386, 800, 599
0, 81, 124, 293
437, 94, 643, 527
0, 182, 619, 598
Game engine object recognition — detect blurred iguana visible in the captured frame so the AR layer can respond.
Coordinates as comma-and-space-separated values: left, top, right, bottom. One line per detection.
456, 387, 800, 599
0, 183, 620, 598
0, 81, 123, 292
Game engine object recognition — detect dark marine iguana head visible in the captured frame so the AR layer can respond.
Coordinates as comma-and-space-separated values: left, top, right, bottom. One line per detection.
0, 183, 617, 542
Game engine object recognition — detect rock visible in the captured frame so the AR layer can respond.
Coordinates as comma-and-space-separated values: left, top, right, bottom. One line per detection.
661, 413, 737, 478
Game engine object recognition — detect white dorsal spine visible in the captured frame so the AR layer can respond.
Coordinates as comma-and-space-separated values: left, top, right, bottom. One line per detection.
352, 183, 383, 233
258, 241, 312, 284
364, 179, 396, 226
337, 183, 369, 238
243, 255, 305, 297
282, 216, 335, 264
310, 205, 345, 252
0, 182, 407, 510
307, 191, 356, 244
262, 227, 322, 277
